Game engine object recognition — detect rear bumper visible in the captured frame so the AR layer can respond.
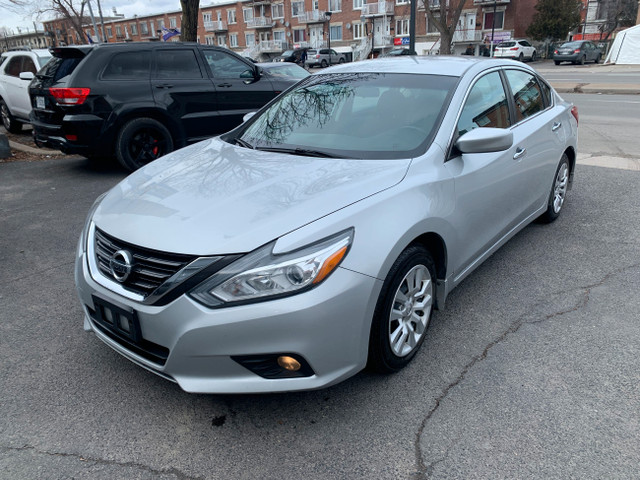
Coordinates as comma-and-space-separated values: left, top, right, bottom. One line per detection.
30, 112, 109, 156
553, 54, 580, 63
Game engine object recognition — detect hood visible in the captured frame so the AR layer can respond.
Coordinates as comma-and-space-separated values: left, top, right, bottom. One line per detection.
94, 138, 410, 255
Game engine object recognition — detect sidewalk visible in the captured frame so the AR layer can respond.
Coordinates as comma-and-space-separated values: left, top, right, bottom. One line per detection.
550, 82, 640, 94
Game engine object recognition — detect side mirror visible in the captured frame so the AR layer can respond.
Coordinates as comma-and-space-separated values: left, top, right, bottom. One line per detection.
243, 111, 257, 123
455, 127, 513, 154
19, 72, 35, 81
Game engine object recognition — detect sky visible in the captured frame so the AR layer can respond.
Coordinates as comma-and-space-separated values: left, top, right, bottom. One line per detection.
1, 0, 209, 34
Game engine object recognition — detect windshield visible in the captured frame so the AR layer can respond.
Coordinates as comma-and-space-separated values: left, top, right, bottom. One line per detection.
233, 73, 456, 160
282, 50, 295, 56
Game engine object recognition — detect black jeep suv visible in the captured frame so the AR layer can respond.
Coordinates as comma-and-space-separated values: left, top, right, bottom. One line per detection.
30, 42, 297, 171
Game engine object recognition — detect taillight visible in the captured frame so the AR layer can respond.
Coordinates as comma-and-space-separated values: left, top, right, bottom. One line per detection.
510, 47, 519, 51
554, 50, 558, 54
574, 49, 581, 53
571, 105, 579, 125
49, 88, 90, 105
315, 54, 320, 58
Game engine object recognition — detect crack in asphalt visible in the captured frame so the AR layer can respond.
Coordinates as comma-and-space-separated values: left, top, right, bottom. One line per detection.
0, 444, 204, 480
412, 262, 640, 479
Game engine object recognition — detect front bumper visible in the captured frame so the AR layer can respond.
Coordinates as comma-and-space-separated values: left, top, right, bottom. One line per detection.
76, 248, 381, 394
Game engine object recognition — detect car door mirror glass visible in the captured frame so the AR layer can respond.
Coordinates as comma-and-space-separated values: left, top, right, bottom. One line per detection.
455, 127, 513, 154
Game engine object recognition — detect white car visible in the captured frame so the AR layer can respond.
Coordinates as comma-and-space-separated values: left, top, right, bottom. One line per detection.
493, 40, 537, 62
0, 49, 52, 133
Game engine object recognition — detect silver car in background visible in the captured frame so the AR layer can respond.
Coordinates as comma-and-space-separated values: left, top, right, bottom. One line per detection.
75, 57, 578, 393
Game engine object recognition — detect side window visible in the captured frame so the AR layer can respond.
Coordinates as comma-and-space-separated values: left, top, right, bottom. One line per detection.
22, 57, 37, 74
5, 57, 24, 77
154, 49, 203, 79
203, 49, 253, 79
538, 79, 552, 108
103, 52, 151, 80
504, 70, 544, 122
457, 71, 510, 137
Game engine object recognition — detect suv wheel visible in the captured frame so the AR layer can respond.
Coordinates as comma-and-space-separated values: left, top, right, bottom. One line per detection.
0, 99, 23, 133
116, 118, 174, 171
320, 59, 328, 68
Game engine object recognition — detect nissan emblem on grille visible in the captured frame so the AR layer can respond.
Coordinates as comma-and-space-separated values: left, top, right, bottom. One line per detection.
109, 250, 133, 282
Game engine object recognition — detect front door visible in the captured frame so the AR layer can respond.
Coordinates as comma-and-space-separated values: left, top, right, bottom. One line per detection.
374, 18, 390, 47
310, 25, 323, 48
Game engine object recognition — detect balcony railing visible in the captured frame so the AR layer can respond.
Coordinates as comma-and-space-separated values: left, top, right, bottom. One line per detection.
473, 0, 509, 4
247, 16, 274, 28
452, 29, 482, 42
257, 39, 284, 53
298, 10, 329, 23
362, 1, 394, 16
204, 20, 228, 32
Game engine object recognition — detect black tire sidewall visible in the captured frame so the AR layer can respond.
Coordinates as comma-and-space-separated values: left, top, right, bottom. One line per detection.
116, 118, 173, 171
368, 245, 436, 373
321, 59, 328, 68
1, 99, 22, 133
539, 154, 570, 223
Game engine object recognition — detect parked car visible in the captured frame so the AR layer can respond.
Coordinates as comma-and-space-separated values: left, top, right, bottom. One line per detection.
75, 57, 578, 394
29, 42, 300, 171
256, 62, 310, 81
553, 40, 602, 65
305, 48, 346, 68
272, 48, 309, 65
493, 40, 537, 62
0, 48, 52, 133
381, 48, 417, 57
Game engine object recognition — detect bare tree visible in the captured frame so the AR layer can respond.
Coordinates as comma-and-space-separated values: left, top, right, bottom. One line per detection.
180, 0, 199, 42
420, 0, 467, 55
37, 0, 88, 44
597, 0, 638, 40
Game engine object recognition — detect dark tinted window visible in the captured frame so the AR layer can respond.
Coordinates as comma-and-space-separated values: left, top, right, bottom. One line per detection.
103, 51, 151, 79
505, 70, 544, 122
498, 42, 516, 48
155, 49, 203, 79
5, 57, 24, 77
203, 49, 253, 78
22, 57, 37, 74
39, 56, 84, 83
520, 40, 531, 47
458, 71, 510, 137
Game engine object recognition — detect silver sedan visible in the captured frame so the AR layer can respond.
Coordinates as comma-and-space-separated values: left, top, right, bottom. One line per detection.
75, 57, 578, 393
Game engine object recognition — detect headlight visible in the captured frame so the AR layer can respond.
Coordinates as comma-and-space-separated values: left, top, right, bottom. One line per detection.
190, 228, 354, 307
79, 192, 108, 253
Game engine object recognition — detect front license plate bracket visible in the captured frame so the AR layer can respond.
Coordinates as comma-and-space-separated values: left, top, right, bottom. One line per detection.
92, 295, 142, 343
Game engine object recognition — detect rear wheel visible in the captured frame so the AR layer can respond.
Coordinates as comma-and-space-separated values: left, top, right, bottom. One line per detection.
368, 246, 436, 373
0, 99, 23, 133
594, 54, 601, 64
579, 55, 586, 65
554, 60, 560, 65
116, 118, 173, 172
518, 53, 524, 62
320, 59, 328, 68
531, 51, 537, 62
538, 154, 570, 224
338, 57, 345, 64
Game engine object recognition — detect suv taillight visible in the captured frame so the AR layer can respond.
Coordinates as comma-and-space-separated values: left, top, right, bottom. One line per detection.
571, 105, 579, 125
510, 47, 519, 51
49, 88, 90, 105
315, 54, 320, 58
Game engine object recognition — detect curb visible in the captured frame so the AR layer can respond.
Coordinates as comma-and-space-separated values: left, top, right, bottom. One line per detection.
8, 140, 61, 156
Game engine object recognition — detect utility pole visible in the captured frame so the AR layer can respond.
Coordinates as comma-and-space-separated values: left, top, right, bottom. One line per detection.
84, 0, 101, 42
490, 0, 497, 57
409, 0, 416, 53
96, 0, 107, 43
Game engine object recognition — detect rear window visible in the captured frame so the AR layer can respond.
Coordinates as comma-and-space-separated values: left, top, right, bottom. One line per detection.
560, 42, 582, 49
37, 55, 52, 68
103, 51, 151, 80
38, 56, 83, 83
498, 42, 516, 48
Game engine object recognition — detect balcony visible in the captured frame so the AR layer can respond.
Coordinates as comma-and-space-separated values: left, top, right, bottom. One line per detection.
247, 16, 274, 29
362, 1, 394, 17
452, 29, 482, 42
204, 20, 228, 32
473, 0, 509, 4
298, 10, 329, 23
257, 39, 284, 53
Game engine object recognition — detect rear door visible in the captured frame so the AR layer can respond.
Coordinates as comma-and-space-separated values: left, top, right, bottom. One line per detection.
3, 55, 37, 119
200, 48, 276, 132
151, 47, 218, 143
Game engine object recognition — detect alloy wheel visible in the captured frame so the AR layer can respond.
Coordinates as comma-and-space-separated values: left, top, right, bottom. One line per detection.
553, 162, 569, 213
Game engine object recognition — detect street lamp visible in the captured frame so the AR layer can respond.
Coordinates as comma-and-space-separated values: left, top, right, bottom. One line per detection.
325, 11, 332, 65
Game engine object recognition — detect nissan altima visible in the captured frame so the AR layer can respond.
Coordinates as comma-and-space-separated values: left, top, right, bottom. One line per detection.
75, 57, 578, 393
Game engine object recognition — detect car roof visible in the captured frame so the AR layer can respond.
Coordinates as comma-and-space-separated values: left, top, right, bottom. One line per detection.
2, 49, 51, 57
318, 56, 522, 77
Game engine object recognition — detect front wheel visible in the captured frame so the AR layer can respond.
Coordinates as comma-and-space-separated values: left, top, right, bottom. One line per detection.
579, 55, 586, 65
338, 58, 345, 64
368, 246, 436, 373
554, 60, 560, 65
320, 59, 328, 68
538, 154, 570, 224
116, 117, 173, 171
594, 54, 601, 64
518, 53, 524, 62
0, 99, 23, 133
531, 51, 537, 62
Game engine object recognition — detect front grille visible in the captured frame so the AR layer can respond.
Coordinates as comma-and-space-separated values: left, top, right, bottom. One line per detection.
94, 228, 197, 298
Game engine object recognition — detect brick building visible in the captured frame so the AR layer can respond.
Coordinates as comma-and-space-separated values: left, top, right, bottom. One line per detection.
42, 0, 540, 60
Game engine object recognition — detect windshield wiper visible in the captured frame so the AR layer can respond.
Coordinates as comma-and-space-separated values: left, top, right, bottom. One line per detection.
234, 137, 254, 149
255, 147, 344, 158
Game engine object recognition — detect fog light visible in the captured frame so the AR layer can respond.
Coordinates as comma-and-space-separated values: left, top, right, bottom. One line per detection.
277, 355, 301, 371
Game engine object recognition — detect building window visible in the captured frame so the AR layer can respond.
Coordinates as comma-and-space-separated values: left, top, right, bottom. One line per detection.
291, 1, 304, 17
158, 19, 165, 30
217, 34, 226, 46
353, 23, 364, 39
396, 0, 408, 4
330, 25, 342, 40
106, 26, 112, 37
227, 10, 237, 24
140, 22, 148, 35
273, 30, 285, 42
243, 8, 254, 23
229, 33, 238, 47
483, 11, 504, 30
396, 19, 409, 36
272, 3, 284, 19
293, 28, 306, 42
205, 35, 215, 45
203, 12, 212, 23
353, 0, 363, 9
169, 17, 177, 28
328, 0, 342, 12
130, 23, 138, 35
245, 32, 255, 45
427, 14, 440, 33
116, 25, 122, 37
150, 21, 155, 35
312, 0, 319, 10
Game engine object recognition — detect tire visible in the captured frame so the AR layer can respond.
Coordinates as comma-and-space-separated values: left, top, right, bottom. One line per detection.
554, 60, 560, 65
320, 59, 328, 68
338, 58, 345, 64
115, 117, 173, 172
0, 99, 23, 133
368, 245, 436, 373
518, 53, 524, 62
531, 51, 537, 62
579, 55, 586, 65
594, 54, 601, 64
538, 154, 570, 224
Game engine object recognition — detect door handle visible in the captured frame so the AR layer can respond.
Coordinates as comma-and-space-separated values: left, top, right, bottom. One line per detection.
513, 147, 526, 160
155, 83, 173, 89
217, 83, 232, 88
552, 122, 562, 132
